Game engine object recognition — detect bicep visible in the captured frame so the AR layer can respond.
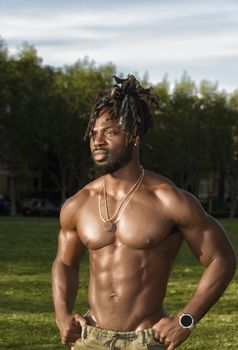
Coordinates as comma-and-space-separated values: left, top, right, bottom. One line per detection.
182, 216, 234, 266
56, 229, 85, 268
175, 192, 234, 266
56, 195, 86, 268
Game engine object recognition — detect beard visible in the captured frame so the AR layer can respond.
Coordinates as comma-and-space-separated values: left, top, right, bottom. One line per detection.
92, 142, 134, 176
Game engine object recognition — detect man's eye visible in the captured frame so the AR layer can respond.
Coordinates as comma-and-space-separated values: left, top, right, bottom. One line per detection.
105, 129, 119, 136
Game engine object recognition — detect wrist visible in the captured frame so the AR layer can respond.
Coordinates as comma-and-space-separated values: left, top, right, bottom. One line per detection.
177, 311, 195, 330
56, 312, 72, 328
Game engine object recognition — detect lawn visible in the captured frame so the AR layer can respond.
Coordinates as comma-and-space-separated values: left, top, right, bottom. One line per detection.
0, 217, 237, 350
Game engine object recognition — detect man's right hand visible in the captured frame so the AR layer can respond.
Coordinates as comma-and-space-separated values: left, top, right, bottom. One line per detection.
57, 314, 87, 346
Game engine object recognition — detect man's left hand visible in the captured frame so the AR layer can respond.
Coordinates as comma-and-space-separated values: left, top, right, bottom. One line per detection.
152, 316, 191, 350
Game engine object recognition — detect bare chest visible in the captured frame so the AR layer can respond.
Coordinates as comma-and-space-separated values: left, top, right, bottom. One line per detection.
76, 194, 175, 250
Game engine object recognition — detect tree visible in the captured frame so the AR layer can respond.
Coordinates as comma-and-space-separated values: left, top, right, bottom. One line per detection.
227, 89, 238, 217
141, 75, 172, 176
0, 43, 54, 214
199, 81, 233, 209
42, 58, 116, 202
144, 73, 205, 195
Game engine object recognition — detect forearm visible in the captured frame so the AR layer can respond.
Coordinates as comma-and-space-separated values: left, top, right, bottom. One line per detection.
52, 258, 79, 324
180, 255, 236, 322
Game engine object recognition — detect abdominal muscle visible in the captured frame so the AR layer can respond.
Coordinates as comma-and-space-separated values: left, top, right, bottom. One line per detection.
86, 242, 177, 331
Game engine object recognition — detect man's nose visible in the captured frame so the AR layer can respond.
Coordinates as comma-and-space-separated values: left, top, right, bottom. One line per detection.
93, 133, 106, 146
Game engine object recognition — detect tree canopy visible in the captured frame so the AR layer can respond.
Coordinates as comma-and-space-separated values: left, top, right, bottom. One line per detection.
0, 39, 238, 216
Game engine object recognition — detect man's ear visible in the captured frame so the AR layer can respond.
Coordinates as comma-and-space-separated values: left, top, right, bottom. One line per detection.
134, 135, 140, 146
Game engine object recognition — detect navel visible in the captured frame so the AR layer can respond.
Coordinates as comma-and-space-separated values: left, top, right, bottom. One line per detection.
109, 291, 118, 300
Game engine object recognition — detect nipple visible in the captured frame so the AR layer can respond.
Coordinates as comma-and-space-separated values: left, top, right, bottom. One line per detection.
146, 238, 153, 247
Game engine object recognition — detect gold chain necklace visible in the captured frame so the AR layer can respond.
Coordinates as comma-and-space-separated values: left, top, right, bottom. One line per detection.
98, 167, 145, 232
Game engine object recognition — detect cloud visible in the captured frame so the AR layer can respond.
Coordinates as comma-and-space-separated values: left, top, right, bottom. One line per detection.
0, 0, 238, 91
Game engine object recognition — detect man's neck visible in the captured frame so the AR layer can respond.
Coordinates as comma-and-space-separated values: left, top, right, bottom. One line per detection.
103, 162, 143, 197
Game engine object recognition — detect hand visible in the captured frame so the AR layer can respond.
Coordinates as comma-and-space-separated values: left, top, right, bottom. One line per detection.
152, 316, 191, 350
57, 313, 87, 346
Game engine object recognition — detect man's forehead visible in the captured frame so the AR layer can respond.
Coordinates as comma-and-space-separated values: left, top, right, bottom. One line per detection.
93, 113, 120, 130
93, 121, 120, 131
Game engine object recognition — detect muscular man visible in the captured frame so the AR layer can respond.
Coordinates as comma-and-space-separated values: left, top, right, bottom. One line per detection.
52, 75, 236, 350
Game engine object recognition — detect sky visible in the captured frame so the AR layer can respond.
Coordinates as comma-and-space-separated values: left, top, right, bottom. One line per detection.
0, 0, 238, 92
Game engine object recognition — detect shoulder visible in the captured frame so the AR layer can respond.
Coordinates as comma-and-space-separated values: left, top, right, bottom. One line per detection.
60, 177, 104, 230
143, 170, 179, 202
143, 170, 178, 194
144, 170, 206, 225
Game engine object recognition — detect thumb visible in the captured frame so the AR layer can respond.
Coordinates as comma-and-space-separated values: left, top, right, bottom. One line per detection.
74, 314, 87, 326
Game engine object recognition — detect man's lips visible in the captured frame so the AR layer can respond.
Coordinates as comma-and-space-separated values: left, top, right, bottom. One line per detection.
93, 149, 109, 161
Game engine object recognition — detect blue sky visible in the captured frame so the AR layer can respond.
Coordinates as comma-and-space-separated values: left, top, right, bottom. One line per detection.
0, 0, 238, 92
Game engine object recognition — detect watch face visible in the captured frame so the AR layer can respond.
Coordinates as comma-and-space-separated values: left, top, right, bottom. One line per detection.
180, 314, 193, 327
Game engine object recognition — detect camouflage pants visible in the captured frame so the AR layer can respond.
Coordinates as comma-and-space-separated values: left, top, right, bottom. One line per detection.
72, 325, 165, 350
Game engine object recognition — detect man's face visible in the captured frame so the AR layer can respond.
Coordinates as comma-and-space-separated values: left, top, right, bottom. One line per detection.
90, 110, 133, 175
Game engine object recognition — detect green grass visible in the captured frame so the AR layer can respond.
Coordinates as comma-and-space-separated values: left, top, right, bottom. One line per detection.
0, 217, 237, 350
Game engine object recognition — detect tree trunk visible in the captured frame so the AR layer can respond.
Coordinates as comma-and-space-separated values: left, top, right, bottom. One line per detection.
9, 171, 17, 216
59, 162, 67, 204
228, 172, 238, 218
230, 195, 237, 218
218, 168, 225, 205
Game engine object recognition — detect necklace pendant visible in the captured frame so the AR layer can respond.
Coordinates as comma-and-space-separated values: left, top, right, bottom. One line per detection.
104, 220, 115, 232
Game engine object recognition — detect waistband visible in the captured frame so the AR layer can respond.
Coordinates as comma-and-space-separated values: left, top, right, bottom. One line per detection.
81, 324, 155, 344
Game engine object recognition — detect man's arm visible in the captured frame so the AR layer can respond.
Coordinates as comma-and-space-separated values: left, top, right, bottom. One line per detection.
175, 191, 236, 321
153, 189, 236, 350
52, 199, 86, 346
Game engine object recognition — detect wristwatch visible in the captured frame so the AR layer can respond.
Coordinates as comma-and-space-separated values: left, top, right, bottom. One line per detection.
179, 313, 194, 329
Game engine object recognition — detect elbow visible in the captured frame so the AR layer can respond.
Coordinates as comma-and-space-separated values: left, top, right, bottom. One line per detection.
52, 256, 79, 274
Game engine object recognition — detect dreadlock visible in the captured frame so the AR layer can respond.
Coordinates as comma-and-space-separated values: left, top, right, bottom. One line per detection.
84, 74, 159, 142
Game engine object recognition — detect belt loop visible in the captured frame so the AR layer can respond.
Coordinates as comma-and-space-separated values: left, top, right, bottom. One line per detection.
138, 330, 145, 345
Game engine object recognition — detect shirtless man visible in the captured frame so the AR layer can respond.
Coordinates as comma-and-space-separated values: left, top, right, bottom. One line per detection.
52, 75, 236, 350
